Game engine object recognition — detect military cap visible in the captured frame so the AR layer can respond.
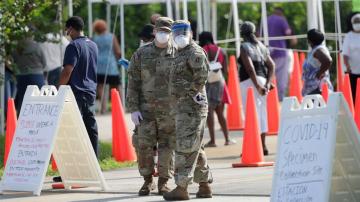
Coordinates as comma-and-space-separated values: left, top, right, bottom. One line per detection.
155, 17, 173, 32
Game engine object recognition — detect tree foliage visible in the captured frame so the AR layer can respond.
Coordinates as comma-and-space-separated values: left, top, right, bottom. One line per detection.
0, 0, 64, 58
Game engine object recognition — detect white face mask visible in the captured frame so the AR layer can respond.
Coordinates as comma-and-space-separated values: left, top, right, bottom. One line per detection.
174, 35, 190, 49
65, 29, 73, 41
353, 23, 360, 32
155, 32, 170, 44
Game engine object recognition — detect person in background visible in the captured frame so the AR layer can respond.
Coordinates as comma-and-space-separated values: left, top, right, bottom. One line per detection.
12, 36, 46, 111
190, 19, 198, 40
40, 33, 69, 86
150, 13, 162, 25
60, 16, 99, 156
267, 7, 296, 101
237, 21, 275, 156
138, 24, 155, 47
343, 12, 360, 104
302, 29, 333, 96
198, 31, 235, 147
92, 19, 121, 114
4, 57, 16, 116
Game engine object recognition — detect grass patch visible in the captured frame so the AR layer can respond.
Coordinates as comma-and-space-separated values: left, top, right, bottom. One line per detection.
0, 135, 136, 177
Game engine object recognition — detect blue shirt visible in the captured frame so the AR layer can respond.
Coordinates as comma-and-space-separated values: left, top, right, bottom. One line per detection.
63, 36, 98, 99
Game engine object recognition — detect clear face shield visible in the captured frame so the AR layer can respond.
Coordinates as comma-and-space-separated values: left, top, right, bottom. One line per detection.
171, 24, 191, 48
172, 24, 191, 38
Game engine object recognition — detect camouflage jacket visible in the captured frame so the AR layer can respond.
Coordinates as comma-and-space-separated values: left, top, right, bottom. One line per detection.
169, 41, 209, 114
126, 42, 176, 113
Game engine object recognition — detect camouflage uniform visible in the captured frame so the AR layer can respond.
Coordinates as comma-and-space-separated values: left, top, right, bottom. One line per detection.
127, 38, 176, 180
169, 40, 212, 188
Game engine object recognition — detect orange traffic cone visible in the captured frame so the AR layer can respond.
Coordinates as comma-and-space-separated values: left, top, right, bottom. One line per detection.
321, 83, 329, 103
111, 89, 136, 162
354, 78, 360, 131
289, 51, 303, 102
299, 52, 306, 76
226, 55, 244, 130
232, 88, 274, 167
4, 98, 17, 167
337, 53, 344, 92
343, 74, 355, 116
267, 79, 280, 136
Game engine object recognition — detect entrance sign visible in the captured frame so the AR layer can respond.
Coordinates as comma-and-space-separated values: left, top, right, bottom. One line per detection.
271, 93, 360, 202
0, 86, 108, 195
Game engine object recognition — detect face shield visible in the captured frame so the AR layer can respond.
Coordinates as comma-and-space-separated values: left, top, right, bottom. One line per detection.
171, 23, 191, 38
172, 23, 191, 48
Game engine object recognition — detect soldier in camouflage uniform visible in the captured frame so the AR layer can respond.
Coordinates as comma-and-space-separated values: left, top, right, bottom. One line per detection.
163, 20, 213, 201
126, 17, 176, 196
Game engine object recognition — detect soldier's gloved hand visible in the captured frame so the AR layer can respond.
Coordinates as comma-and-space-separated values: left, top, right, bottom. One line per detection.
131, 111, 143, 126
118, 58, 130, 69
193, 93, 207, 106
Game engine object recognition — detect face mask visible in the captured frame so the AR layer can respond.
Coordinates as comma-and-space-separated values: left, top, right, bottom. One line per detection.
353, 23, 360, 32
174, 35, 190, 49
65, 29, 73, 41
155, 32, 170, 44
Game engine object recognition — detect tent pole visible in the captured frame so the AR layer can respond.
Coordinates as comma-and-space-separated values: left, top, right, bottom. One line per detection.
232, 0, 240, 57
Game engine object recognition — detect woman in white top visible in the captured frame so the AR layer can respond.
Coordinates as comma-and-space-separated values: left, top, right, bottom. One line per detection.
342, 12, 360, 104
302, 29, 333, 96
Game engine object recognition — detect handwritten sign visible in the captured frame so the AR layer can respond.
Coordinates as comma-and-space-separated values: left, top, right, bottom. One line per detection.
271, 93, 360, 202
272, 115, 336, 202
2, 103, 60, 187
270, 93, 344, 202
0, 85, 108, 196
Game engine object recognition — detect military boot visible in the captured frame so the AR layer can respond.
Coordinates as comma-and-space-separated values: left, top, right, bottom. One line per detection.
163, 185, 190, 201
196, 182, 212, 198
138, 175, 156, 196
158, 177, 171, 195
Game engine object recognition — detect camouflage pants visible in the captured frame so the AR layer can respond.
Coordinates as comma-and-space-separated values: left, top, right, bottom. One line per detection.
174, 111, 212, 188
132, 112, 175, 179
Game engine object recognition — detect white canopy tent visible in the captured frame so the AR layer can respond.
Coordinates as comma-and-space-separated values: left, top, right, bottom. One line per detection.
64, 0, 349, 106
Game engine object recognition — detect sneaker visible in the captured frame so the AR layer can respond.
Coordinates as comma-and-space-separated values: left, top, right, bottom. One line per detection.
225, 139, 237, 145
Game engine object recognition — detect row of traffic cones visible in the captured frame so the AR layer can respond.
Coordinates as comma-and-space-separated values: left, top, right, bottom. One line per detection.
226, 51, 360, 168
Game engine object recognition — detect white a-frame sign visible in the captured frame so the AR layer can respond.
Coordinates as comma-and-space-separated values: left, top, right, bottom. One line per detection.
271, 93, 360, 202
0, 85, 108, 196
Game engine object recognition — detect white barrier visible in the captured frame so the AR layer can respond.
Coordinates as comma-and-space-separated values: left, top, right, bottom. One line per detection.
271, 93, 360, 202
0, 85, 108, 196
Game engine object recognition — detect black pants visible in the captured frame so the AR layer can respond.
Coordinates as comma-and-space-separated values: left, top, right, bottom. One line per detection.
349, 73, 360, 105
75, 93, 99, 157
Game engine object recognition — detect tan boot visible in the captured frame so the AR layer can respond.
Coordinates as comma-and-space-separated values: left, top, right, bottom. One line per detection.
138, 176, 156, 196
158, 177, 171, 195
163, 185, 190, 201
196, 182, 212, 198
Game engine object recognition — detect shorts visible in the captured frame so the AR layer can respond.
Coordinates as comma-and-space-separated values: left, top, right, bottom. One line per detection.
97, 74, 120, 85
